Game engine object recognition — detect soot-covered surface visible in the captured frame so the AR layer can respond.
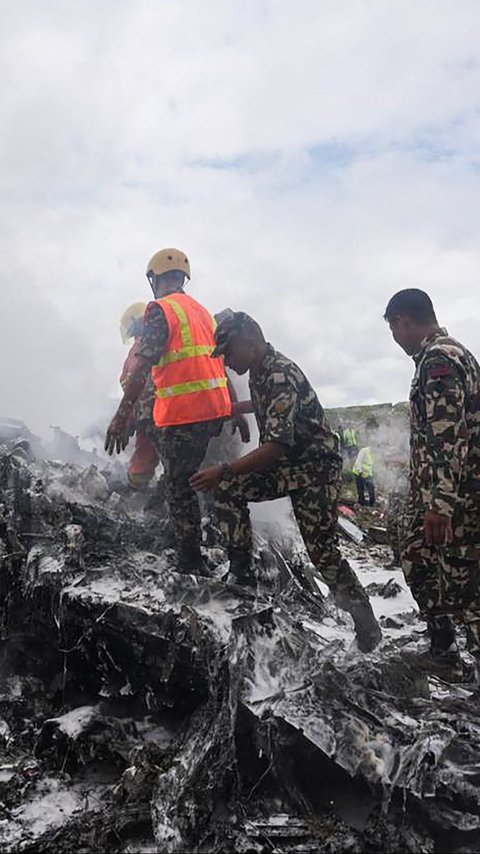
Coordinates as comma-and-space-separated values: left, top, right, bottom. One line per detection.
0, 440, 480, 853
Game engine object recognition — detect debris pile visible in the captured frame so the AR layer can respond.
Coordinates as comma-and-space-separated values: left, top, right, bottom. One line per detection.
1, 438, 480, 853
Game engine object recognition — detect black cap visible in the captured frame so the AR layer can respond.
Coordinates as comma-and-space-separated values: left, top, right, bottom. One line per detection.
211, 310, 258, 358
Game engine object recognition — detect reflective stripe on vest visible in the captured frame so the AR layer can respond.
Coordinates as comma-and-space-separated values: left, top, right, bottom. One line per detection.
162, 295, 193, 347
156, 376, 228, 399
353, 447, 374, 478
157, 297, 215, 366
151, 292, 231, 428
343, 428, 357, 446
158, 343, 214, 366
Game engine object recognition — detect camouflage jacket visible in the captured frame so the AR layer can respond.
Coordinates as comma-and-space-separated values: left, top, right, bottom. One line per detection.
249, 344, 340, 468
409, 328, 480, 517
134, 301, 171, 423
136, 301, 170, 365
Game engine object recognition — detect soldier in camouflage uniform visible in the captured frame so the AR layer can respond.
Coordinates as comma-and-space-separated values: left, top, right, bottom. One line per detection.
384, 289, 480, 668
105, 250, 249, 575
190, 311, 382, 652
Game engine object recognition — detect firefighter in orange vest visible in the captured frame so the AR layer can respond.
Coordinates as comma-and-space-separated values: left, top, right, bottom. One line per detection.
105, 248, 249, 575
119, 302, 160, 489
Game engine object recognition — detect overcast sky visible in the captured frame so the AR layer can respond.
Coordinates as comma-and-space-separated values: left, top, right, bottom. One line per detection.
1, 0, 480, 436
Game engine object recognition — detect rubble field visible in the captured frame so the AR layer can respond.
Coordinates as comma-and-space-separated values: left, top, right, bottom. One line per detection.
1, 441, 480, 853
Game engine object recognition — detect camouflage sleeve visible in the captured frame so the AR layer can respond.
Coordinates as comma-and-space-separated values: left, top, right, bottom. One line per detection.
136, 302, 169, 366
423, 353, 468, 516
262, 372, 298, 446
120, 340, 140, 391
135, 375, 155, 423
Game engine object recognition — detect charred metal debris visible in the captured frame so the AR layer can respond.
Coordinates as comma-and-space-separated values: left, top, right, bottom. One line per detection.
1, 439, 480, 853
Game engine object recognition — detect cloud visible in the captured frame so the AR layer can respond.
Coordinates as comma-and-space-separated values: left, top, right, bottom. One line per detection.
0, 277, 111, 435
1, 0, 480, 434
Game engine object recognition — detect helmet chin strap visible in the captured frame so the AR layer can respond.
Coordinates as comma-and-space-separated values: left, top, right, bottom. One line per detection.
149, 272, 186, 299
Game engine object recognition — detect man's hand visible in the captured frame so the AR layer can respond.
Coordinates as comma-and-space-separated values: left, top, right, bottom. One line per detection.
423, 510, 453, 546
104, 411, 131, 456
232, 414, 250, 443
190, 464, 223, 492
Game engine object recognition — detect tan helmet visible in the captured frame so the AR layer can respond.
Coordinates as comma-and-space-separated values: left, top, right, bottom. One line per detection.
120, 302, 147, 344
145, 248, 191, 279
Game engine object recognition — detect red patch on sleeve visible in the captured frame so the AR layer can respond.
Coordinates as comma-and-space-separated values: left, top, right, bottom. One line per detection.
428, 366, 452, 379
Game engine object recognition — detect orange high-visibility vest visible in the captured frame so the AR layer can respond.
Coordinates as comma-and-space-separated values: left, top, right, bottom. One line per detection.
150, 292, 232, 428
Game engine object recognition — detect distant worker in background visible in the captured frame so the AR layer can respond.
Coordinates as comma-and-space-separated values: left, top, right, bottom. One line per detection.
352, 443, 375, 507
342, 424, 358, 461
385, 288, 480, 677
332, 423, 343, 452
105, 249, 249, 576
190, 310, 382, 652
119, 303, 160, 489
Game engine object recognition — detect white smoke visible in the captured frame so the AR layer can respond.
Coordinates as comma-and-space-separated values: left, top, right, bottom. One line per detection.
0, 276, 113, 439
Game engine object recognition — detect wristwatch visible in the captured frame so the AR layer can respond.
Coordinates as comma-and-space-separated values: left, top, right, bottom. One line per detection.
220, 462, 236, 481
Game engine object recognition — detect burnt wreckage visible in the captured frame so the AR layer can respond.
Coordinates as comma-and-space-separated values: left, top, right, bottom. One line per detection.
1, 437, 480, 853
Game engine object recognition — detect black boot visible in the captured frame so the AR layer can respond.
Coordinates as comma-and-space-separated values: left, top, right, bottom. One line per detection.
384, 550, 401, 569
177, 543, 212, 578
228, 548, 256, 587
418, 647, 472, 682
418, 615, 472, 681
427, 615, 456, 654
347, 598, 383, 652
335, 559, 382, 652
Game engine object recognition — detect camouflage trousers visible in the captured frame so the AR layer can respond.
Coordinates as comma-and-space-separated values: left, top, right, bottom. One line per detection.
386, 491, 408, 561
215, 458, 366, 600
148, 419, 223, 552
402, 509, 480, 654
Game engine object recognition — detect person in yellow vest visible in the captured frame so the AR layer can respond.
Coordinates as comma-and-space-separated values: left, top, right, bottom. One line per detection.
342, 425, 358, 461
105, 248, 249, 575
352, 445, 375, 507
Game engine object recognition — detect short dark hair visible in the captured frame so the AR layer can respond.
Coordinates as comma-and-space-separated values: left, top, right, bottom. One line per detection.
383, 289, 437, 324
